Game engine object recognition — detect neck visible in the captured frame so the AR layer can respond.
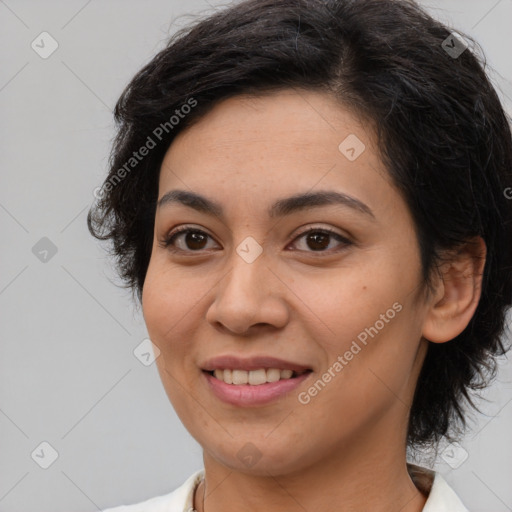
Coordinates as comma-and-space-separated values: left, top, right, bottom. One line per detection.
194, 427, 428, 512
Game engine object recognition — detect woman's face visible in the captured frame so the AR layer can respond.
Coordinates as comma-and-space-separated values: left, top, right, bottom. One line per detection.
142, 89, 431, 475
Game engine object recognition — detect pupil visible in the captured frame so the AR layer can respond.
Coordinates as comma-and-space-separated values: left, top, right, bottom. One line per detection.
187, 231, 207, 250
308, 232, 329, 251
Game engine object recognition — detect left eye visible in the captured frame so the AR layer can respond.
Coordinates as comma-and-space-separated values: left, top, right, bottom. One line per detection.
290, 227, 352, 252
161, 227, 352, 253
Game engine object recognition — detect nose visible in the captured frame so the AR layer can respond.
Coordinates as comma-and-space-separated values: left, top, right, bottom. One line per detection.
205, 252, 290, 335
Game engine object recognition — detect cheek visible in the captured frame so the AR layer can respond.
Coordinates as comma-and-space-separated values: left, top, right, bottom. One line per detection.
292, 259, 423, 402
298, 311, 422, 445
286, 263, 406, 349
143, 264, 206, 421
142, 260, 198, 354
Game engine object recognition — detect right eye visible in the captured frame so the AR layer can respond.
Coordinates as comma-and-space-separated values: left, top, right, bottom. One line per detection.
160, 226, 221, 253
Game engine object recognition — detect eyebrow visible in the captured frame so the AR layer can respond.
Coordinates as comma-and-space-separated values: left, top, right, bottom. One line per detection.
157, 189, 375, 220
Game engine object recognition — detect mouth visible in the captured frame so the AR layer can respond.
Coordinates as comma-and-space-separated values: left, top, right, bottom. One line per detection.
203, 369, 312, 406
200, 355, 313, 405
204, 368, 312, 385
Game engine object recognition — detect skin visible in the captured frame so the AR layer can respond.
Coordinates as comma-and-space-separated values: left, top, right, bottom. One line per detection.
141, 89, 486, 512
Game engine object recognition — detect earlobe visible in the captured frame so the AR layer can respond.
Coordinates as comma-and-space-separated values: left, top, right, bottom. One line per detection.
422, 237, 486, 344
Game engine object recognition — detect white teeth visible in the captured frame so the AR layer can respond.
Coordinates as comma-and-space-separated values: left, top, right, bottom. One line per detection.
211, 368, 301, 385
223, 368, 233, 384
266, 368, 281, 382
248, 368, 267, 385
232, 369, 248, 385
280, 369, 293, 379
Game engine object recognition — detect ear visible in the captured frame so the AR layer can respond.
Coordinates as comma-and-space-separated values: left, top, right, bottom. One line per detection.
422, 236, 486, 344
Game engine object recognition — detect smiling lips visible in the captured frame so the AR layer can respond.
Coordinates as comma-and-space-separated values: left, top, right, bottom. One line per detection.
201, 355, 313, 405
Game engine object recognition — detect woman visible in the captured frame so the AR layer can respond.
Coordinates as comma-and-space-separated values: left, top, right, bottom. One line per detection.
88, 0, 512, 510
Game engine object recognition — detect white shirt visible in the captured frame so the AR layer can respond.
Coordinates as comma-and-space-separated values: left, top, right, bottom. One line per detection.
102, 464, 469, 512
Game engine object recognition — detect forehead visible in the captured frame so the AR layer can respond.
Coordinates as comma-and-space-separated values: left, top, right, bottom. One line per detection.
158, 89, 395, 217
165, 90, 370, 158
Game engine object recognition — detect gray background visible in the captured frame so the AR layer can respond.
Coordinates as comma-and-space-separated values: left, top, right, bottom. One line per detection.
1, 0, 511, 511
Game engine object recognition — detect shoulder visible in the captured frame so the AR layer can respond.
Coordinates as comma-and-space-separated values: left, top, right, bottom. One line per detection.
408, 463, 469, 512
102, 469, 204, 512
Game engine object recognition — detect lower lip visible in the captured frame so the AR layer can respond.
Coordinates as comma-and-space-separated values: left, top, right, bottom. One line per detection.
203, 371, 312, 406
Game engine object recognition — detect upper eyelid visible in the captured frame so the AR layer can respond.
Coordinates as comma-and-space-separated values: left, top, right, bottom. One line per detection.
164, 224, 351, 249
166, 224, 346, 239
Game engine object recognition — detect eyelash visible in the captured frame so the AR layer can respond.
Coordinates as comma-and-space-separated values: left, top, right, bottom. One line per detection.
159, 225, 353, 255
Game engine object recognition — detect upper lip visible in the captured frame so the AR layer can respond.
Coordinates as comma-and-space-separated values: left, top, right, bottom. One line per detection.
201, 355, 312, 373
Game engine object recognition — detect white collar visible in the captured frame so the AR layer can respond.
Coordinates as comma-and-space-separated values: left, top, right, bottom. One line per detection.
183, 465, 469, 512
102, 465, 469, 511
407, 464, 469, 512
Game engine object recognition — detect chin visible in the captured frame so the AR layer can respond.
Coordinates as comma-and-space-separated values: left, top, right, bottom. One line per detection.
206, 440, 314, 477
